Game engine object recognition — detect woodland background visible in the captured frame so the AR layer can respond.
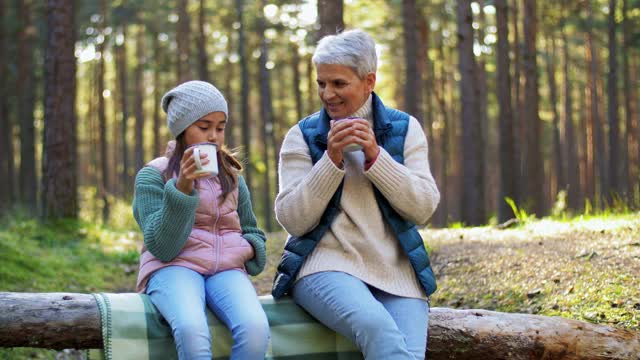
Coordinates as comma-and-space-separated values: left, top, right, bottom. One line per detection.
0, 0, 639, 231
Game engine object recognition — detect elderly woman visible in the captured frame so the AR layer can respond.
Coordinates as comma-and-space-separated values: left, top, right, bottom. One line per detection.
272, 29, 440, 359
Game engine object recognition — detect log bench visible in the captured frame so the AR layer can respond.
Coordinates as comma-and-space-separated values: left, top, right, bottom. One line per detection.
0, 292, 638, 359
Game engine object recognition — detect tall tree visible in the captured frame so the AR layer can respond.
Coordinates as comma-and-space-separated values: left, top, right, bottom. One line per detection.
622, 0, 637, 203
545, 35, 564, 198
0, 0, 13, 214
458, 0, 485, 225
607, 0, 620, 200
522, 0, 545, 215
496, 0, 517, 222
586, 0, 606, 206
42, 0, 77, 218
562, 30, 581, 210
402, 0, 423, 125
97, 0, 109, 222
152, 29, 162, 157
257, 1, 274, 231
512, 0, 525, 202
115, 22, 130, 196
134, 25, 145, 172
17, 0, 37, 212
291, 43, 303, 122
236, 0, 252, 194
196, 0, 209, 82
176, 0, 191, 82
317, 0, 343, 39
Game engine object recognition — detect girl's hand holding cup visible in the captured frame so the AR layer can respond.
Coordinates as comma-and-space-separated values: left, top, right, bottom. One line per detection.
176, 146, 213, 194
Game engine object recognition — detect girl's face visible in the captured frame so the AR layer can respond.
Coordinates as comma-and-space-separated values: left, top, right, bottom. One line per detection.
316, 63, 376, 120
183, 111, 227, 147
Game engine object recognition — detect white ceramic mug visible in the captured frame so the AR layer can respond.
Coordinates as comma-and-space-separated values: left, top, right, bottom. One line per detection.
191, 142, 219, 176
336, 117, 363, 152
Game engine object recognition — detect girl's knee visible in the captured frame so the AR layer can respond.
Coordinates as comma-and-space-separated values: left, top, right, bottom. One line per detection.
234, 317, 270, 347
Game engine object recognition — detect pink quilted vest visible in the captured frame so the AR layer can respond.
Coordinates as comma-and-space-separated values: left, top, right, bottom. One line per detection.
136, 156, 254, 292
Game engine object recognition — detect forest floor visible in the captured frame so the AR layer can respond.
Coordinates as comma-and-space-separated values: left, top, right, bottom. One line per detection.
0, 212, 639, 358
252, 214, 640, 329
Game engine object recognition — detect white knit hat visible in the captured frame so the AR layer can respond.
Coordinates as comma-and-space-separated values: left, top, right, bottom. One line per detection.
161, 80, 228, 137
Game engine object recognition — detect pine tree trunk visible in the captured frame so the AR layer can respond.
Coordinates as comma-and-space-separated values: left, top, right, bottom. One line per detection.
197, 0, 209, 83
176, 0, 191, 83
236, 0, 251, 194
17, 0, 38, 213
97, 0, 109, 223
546, 35, 565, 201
152, 31, 162, 157
0, 0, 11, 214
512, 0, 525, 204
402, 0, 423, 125
291, 43, 303, 122
317, 0, 344, 40
115, 24, 130, 196
458, 0, 485, 225
496, 0, 517, 222
562, 31, 581, 211
257, 2, 273, 232
2, 292, 639, 359
586, 2, 606, 208
621, 0, 632, 204
608, 0, 620, 201
522, 0, 545, 216
134, 27, 145, 173
42, 0, 77, 219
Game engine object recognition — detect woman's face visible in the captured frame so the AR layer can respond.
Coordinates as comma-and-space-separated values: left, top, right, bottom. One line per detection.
316, 63, 376, 120
183, 111, 227, 147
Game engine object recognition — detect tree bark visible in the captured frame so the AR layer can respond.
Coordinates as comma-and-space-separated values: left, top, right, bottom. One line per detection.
621, 0, 636, 205
97, 0, 109, 223
316, 0, 344, 40
607, 0, 620, 201
458, 0, 485, 226
134, 26, 145, 173
1, 293, 639, 359
496, 0, 517, 222
42, 0, 77, 219
17, 0, 38, 213
0, 0, 12, 214
522, 0, 545, 216
257, 0, 274, 232
176, 0, 191, 83
115, 24, 130, 196
562, 30, 581, 211
402, 0, 423, 125
236, 0, 251, 194
197, 0, 209, 83
546, 35, 565, 201
586, 0, 607, 207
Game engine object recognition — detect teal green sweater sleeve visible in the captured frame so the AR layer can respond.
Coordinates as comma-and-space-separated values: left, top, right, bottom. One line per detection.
237, 175, 267, 275
132, 166, 200, 262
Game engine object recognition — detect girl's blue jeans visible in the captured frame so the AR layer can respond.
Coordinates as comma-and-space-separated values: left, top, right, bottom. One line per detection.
293, 271, 429, 360
146, 266, 270, 360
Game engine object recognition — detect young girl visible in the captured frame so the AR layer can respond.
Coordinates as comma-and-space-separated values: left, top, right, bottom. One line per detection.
133, 80, 269, 359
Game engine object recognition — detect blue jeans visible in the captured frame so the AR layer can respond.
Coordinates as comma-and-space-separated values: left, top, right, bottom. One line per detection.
293, 271, 428, 360
146, 266, 269, 360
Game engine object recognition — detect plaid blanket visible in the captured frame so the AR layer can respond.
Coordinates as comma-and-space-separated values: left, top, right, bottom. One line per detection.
88, 293, 361, 360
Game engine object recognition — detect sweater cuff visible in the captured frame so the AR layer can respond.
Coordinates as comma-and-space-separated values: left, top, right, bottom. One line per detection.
243, 233, 267, 276
364, 147, 381, 171
306, 152, 345, 200
164, 178, 200, 212
364, 148, 409, 192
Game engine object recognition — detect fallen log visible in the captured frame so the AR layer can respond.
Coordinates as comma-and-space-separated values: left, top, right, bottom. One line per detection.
0, 292, 638, 359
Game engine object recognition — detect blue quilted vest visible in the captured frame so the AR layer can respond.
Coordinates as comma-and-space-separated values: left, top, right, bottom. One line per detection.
272, 93, 437, 298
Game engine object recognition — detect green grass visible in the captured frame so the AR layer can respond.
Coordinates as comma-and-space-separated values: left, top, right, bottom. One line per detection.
0, 211, 140, 359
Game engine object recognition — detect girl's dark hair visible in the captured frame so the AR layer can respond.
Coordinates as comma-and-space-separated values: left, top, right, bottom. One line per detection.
163, 133, 243, 197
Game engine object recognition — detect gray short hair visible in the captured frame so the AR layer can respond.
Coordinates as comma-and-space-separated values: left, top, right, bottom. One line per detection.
312, 29, 377, 78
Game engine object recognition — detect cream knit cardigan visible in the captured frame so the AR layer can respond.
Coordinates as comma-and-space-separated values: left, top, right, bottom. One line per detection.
275, 96, 440, 299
